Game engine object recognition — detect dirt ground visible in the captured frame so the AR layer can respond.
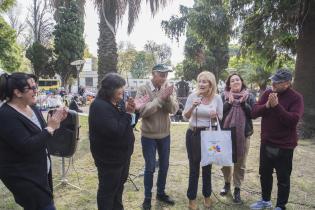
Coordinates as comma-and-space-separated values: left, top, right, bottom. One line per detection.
1, 117, 315, 210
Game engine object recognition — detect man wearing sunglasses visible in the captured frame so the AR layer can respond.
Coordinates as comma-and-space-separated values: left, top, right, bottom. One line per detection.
136, 64, 179, 210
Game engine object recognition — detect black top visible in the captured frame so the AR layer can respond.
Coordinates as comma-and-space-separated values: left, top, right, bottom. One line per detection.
221, 92, 256, 137
0, 103, 53, 196
88, 98, 135, 167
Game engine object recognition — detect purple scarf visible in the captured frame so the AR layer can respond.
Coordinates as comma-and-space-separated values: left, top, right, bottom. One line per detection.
223, 90, 249, 159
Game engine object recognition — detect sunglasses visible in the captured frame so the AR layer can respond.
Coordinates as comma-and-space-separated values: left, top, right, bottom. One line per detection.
24, 85, 38, 92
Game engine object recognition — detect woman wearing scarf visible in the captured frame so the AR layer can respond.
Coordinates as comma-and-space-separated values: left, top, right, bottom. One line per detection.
219, 73, 256, 203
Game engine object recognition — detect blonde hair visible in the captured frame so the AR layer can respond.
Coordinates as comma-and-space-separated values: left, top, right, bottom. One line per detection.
196, 71, 217, 101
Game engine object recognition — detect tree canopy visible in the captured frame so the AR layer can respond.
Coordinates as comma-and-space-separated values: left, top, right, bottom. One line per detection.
0, 0, 21, 72
229, 0, 315, 137
53, 0, 85, 87
162, 0, 231, 81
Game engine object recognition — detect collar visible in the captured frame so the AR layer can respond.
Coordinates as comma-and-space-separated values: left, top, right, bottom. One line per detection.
149, 80, 158, 92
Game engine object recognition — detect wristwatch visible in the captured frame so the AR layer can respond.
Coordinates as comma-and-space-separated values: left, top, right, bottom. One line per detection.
45, 127, 55, 136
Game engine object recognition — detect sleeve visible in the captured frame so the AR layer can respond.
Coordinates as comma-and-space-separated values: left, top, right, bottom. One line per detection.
162, 91, 179, 114
216, 95, 223, 120
136, 86, 164, 118
251, 90, 270, 119
182, 93, 194, 120
91, 102, 132, 138
273, 94, 304, 127
241, 93, 256, 119
0, 115, 51, 155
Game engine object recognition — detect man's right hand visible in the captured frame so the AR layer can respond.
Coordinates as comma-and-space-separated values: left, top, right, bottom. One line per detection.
160, 84, 174, 100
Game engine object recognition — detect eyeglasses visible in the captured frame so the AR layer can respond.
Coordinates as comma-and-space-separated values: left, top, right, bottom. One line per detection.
24, 85, 38, 92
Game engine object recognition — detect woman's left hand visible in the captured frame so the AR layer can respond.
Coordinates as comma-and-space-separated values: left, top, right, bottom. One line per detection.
210, 111, 217, 119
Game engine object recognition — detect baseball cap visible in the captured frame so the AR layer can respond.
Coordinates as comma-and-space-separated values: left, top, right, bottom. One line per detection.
269, 68, 292, 83
152, 64, 173, 72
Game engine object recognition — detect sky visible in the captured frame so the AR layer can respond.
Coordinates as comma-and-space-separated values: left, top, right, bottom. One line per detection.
16, 0, 195, 65
85, 0, 194, 65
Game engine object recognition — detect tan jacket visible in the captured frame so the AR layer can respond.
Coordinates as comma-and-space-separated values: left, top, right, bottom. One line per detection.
136, 81, 179, 139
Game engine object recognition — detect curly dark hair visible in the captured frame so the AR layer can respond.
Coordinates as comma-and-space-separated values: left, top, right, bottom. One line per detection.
97, 73, 126, 101
224, 73, 247, 91
0, 72, 37, 101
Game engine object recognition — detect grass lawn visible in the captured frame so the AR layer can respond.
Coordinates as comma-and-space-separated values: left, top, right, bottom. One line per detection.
1, 116, 315, 210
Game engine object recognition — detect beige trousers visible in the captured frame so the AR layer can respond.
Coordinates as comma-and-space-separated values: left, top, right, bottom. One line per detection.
221, 137, 250, 188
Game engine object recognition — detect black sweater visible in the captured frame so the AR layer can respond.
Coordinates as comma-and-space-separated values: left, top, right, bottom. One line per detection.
88, 98, 135, 167
0, 103, 53, 197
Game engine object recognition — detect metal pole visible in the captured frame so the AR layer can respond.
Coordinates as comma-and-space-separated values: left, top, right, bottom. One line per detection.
77, 65, 81, 93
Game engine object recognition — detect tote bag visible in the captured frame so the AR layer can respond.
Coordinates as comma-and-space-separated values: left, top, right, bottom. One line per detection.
200, 118, 236, 167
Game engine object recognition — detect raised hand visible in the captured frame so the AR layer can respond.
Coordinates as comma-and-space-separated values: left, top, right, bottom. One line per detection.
125, 97, 136, 113
47, 107, 68, 130
228, 92, 234, 104
269, 93, 278, 108
134, 94, 150, 110
160, 84, 174, 100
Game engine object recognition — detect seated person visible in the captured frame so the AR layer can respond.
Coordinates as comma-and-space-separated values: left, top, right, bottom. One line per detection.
69, 96, 83, 113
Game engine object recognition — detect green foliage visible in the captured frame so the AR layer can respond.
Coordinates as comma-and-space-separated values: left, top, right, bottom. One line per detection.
130, 51, 155, 79
162, 0, 231, 81
0, 16, 21, 72
117, 48, 137, 76
26, 42, 54, 77
230, 0, 301, 65
0, 0, 15, 12
174, 62, 184, 79
53, 0, 85, 86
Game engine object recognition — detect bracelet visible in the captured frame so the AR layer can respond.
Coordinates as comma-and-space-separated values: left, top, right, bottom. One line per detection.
45, 127, 55, 136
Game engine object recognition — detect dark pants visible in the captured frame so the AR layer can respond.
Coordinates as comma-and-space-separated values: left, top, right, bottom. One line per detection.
259, 144, 294, 209
141, 135, 170, 199
1, 176, 55, 210
96, 160, 130, 210
186, 129, 212, 200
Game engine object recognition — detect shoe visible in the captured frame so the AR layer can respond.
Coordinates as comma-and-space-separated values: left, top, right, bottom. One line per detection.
142, 198, 151, 210
274, 207, 283, 210
220, 182, 231, 196
156, 193, 175, 205
233, 187, 242, 204
204, 196, 212, 208
188, 199, 198, 210
250, 200, 272, 210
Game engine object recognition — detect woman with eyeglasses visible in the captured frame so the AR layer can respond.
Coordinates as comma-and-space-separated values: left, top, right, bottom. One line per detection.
0, 72, 67, 210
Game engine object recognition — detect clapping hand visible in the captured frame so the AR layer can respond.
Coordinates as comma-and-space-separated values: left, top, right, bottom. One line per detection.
268, 93, 278, 108
134, 94, 150, 110
160, 84, 174, 100
47, 107, 68, 130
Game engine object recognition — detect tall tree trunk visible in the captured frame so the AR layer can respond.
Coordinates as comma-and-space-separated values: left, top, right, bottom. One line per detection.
294, 1, 315, 139
97, 2, 117, 86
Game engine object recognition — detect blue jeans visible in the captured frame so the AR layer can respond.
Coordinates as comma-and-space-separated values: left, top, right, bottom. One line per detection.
141, 135, 170, 199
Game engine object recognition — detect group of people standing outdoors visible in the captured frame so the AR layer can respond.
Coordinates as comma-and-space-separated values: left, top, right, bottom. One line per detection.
0, 65, 303, 210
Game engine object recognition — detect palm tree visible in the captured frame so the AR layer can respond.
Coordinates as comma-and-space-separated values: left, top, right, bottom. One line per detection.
50, 0, 170, 84
93, 0, 169, 84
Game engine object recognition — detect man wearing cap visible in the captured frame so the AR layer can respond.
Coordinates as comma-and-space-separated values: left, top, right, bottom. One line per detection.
135, 64, 179, 210
250, 68, 304, 210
